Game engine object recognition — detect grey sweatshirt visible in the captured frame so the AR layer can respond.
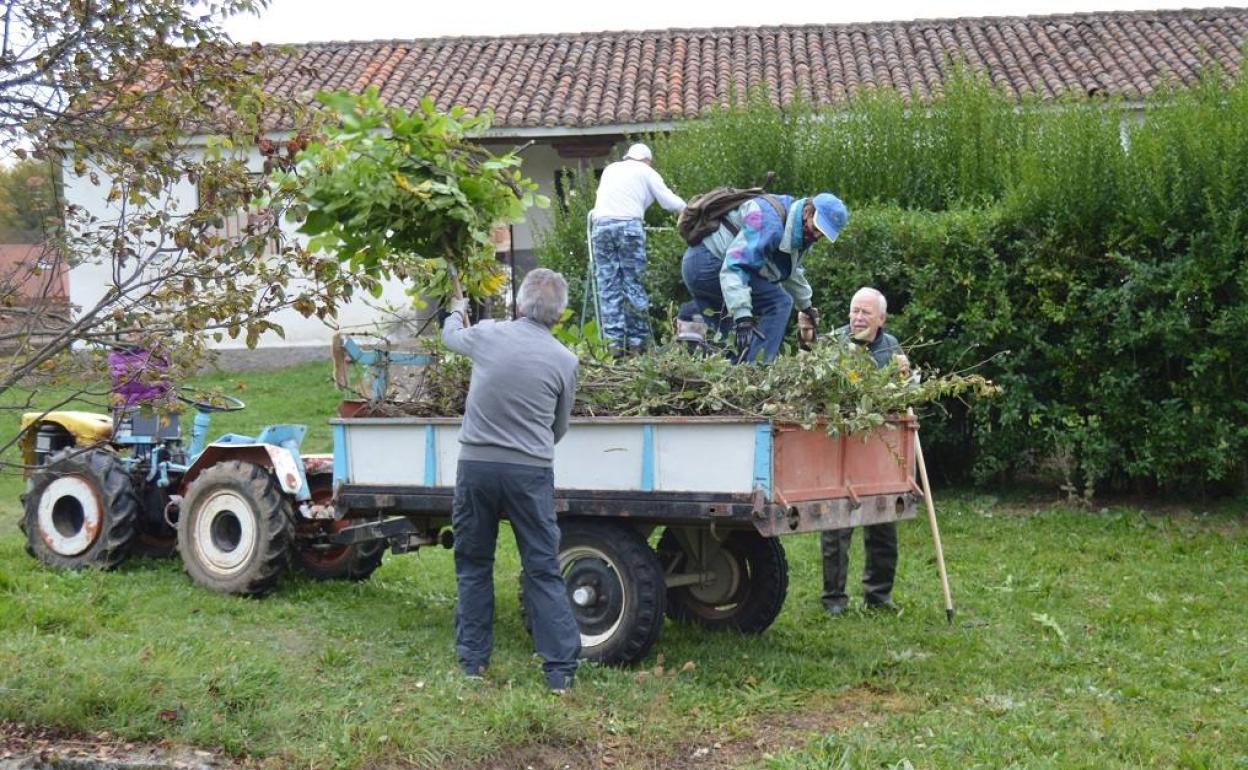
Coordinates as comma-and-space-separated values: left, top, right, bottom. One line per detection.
441, 313, 578, 467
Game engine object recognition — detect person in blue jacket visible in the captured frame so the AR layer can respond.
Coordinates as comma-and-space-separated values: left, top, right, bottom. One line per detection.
679, 192, 848, 362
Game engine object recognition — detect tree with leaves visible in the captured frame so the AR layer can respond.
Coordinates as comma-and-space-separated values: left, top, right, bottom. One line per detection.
270, 87, 546, 306
0, 0, 356, 457
0, 3, 550, 464
0, 160, 58, 237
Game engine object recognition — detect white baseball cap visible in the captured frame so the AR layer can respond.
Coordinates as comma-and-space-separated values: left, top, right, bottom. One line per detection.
624, 143, 652, 162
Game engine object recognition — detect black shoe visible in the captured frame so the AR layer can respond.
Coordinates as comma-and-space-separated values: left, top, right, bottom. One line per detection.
823, 602, 849, 617
864, 598, 899, 612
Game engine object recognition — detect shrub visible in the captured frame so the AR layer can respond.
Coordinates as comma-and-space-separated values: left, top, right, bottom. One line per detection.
535, 68, 1248, 494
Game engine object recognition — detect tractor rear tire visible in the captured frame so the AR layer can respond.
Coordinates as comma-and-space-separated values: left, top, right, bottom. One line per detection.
177, 460, 293, 596
658, 528, 788, 634
21, 447, 139, 570
130, 481, 178, 558
294, 475, 385, 581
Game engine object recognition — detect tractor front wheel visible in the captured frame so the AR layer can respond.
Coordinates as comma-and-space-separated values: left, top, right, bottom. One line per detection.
177, 461, 292, 596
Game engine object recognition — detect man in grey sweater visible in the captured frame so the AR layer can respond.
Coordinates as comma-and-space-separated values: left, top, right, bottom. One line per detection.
442, 268, 581, 693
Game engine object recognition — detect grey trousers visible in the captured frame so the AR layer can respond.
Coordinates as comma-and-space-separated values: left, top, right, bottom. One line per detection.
452, 460, 580, 686
820, 522, 898, 609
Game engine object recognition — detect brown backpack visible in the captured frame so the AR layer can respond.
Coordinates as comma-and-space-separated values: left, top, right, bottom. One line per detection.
677, 187, 787, 246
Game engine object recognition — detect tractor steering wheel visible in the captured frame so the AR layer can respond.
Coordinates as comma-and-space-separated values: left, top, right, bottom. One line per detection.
176, 387, 247, 414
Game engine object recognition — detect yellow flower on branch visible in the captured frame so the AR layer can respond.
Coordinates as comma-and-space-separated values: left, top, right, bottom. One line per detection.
479, 271, 508, 295
392, 171, 431, 198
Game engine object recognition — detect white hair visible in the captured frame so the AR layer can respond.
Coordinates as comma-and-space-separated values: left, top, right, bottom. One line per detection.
853, 287, 888, 315
624, 143, 652, 162
517, 268, 568, 328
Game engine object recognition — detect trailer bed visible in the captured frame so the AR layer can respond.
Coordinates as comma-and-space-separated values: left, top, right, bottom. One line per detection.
330, 415, 921, 536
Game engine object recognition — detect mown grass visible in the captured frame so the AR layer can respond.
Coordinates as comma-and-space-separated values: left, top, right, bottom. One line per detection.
0, 363, 1245, 769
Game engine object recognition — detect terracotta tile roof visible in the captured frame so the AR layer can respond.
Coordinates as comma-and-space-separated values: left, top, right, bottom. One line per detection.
0, 243, 67, 299
256, 7, 1247, 131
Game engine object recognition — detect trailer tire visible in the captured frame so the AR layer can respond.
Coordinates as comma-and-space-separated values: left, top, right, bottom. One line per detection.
177, 460, 292, 596
555, 519, 666, 667
294, 475, 385, 581
658, 529, 788, 634
21, 447, 138, 570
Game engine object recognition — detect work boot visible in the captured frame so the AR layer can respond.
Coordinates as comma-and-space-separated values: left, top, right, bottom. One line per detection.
824, 601, 849, 618
864, 598, 899, 612
820, 529, 852, 613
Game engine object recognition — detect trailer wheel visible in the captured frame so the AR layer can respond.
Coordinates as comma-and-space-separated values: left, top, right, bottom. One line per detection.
556, 519, 666, 667
21, 447, 138, 570
177, 460, 292, 596
658, 528, 788, 634
294, 475, 385, 581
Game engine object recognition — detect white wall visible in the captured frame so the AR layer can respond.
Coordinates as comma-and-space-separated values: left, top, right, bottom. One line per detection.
64, 137, 625, 349
66, 145, 435, 349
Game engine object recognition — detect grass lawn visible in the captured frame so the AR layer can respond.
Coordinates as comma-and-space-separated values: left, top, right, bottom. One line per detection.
1, 362, 1245, 769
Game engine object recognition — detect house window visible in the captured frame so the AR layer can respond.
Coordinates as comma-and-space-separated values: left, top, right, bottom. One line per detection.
195, 174, 280, 257
553, 166, 604, 211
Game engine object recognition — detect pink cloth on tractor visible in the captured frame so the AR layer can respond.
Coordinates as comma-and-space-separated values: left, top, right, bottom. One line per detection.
108, 348, 172, 409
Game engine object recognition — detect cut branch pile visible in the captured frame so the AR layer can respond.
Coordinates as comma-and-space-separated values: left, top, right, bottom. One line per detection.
351, 341, 999, 437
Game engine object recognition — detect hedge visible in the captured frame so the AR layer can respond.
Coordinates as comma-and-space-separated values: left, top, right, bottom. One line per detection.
535, 71, 1248, 494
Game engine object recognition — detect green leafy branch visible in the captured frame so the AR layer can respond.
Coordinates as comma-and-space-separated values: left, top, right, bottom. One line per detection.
270, 87, 548, 304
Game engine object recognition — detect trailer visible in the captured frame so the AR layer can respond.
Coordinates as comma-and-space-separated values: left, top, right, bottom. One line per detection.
324, 412, 921, 665
19, 339, 925, 666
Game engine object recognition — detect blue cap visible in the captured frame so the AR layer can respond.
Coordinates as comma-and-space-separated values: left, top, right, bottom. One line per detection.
812, 193, 848, 242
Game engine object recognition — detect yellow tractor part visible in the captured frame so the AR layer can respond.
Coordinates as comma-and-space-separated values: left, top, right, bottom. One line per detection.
19, 411, 114, 470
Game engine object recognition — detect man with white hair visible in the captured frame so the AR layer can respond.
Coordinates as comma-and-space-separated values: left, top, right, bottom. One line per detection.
821, 286, 909, 615
443, 268, 581, 693
590, 142, 686, 355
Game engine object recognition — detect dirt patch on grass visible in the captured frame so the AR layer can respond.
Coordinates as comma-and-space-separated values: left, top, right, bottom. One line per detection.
1, 688, 920, 770
0, 722, 237, 769
463, 687, 921, 770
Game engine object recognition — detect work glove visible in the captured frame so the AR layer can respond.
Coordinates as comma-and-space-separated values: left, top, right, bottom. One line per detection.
893, 353, 913, 379
450, 297, 470, 321
800, 306, 820, 330
734, 317, 759, 360
797, 306, 820, 350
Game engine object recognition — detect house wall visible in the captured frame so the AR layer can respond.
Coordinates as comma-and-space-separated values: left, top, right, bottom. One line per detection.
481, 137, 627, 271
64, 136, 629, 353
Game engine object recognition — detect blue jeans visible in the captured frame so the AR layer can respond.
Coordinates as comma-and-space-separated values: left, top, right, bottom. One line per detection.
453, 460, 580, 688
680, 244, 794, 363
591, 218, 650, 351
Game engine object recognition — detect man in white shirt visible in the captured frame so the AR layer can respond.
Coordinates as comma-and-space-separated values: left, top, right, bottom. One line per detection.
590, 143, 685, 355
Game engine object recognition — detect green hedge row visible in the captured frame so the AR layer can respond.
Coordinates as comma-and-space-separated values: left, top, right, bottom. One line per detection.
535, 71, 1248, 494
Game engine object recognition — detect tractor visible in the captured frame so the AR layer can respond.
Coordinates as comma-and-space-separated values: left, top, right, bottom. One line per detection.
18, 347, 385, 594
